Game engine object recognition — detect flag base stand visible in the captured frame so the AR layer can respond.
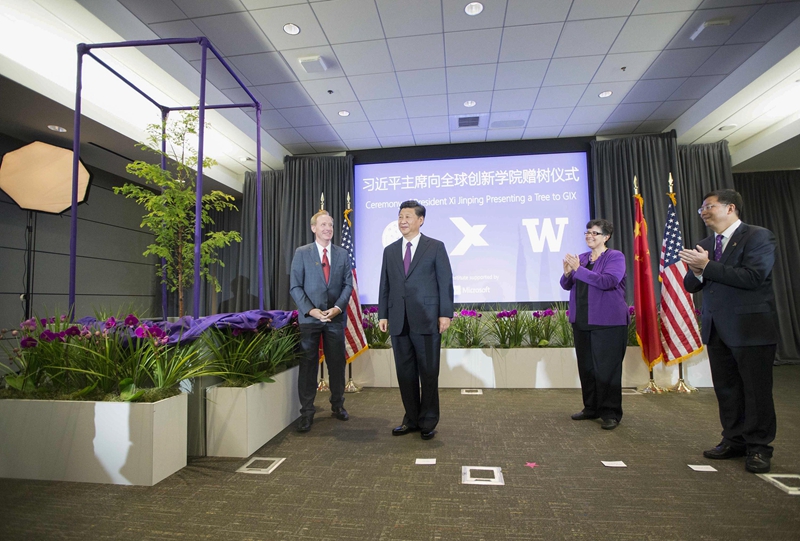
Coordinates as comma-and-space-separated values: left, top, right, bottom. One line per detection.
344, 378, 361, 393
317, 379, 329, 392
669, 378, 697, 393
639, 379, 667, 393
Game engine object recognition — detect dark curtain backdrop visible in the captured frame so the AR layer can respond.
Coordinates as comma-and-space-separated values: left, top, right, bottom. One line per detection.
202, 206, 244, 315
240, 155, 354, 311
734, 170, 800, 363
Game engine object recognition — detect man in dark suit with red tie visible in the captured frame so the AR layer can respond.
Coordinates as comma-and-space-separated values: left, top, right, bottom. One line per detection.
378, 200, 454, 440
679, 189, 779, 473
290, 210, 353, 433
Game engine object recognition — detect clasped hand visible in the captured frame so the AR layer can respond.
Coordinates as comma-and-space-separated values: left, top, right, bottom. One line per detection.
678, 245, 710, 274
310, 307, 339, 322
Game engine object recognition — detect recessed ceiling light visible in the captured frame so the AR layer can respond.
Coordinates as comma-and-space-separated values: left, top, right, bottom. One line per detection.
718, 124, 738, 131
47, 125, 66, 132
598, 91, 613, 98
465, 2, 483, 16
464, 100, 476, 107
283, 23, 300, 35
239, 156, 254, 162
338, 110, 350, 117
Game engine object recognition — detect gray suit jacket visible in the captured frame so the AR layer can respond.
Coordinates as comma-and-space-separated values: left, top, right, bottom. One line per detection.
378, 234, 454, 335
290, 243, 353, 325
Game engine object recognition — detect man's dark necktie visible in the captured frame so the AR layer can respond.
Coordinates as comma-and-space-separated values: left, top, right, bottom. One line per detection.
714, 235, 723, 261
403, 242, 412, 276
322, 248, 330, 284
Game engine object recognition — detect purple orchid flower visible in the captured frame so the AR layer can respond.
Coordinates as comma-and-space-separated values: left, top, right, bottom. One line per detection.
124, 314, 139, 327
20, 318, 37, 331
104, 317, 117, 329
64, 326, 81, 337
20, 336, 38, 349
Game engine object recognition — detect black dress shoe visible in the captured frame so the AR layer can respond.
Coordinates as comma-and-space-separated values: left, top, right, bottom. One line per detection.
296, 416, 313, 433
420, 429, 437, 440
571, 411, 599, 421
703, 443, 746, 460
745, 453, 771, 473
601, 418, 619, 430
391, 424, 419, 436
331, 407, 349, 421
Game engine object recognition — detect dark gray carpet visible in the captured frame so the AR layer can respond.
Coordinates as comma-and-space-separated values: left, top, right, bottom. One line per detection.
2, 365, 800, 541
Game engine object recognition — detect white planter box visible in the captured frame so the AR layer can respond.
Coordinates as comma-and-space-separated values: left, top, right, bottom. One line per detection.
0, 393, 187, 486
350, 347, 712, 389
205, 365, 300, 458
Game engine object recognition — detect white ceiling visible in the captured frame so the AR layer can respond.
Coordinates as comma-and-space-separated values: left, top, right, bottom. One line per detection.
5, 0, 800, 182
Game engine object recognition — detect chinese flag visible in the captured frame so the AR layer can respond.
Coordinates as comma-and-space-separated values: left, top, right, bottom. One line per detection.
633, 193, 663, 368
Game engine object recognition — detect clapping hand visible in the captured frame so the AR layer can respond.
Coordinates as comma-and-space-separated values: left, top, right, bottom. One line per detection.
563, 254, 580, 275
678, 245, 709, 274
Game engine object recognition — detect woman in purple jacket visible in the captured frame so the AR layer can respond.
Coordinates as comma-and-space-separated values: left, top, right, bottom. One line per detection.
560, 219, 629, 430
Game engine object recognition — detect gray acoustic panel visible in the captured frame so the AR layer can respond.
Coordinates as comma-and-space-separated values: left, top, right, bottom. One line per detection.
32, 252, 156, 296
0, 202, 28, 250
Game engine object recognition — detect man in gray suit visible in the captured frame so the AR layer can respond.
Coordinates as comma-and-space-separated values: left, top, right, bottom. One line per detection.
290, 210, 353, 433
378, 200, 454, 440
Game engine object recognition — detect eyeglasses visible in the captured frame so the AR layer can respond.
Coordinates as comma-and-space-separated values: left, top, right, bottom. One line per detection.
584, 231, 605, 237
697, 203, 729, 215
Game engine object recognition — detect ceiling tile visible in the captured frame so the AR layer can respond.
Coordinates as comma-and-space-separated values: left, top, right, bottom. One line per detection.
310, 140, 347, 153
597, 121, 642, 135
450, 130, 487, 143
192, 12, 274, 56
250, 4, 328, 50
642, 47, 718, 79
410, 116, 450, 135
267, 127, 305, 144
150, 20, 205, 62
490, 89, 538, 112
591, 51, 660, 83
693, 43, 762, 76
499, 23, 562, 61
252, 109, 291, 129
728, 2, 800, 44
447, 64, 498, 93
414, 133, 451, 145
543, 56, 604, 86
333, 40, 394, 76
442, 0, 507, 31
445, 29, 503, 66
494, 60, 548, 90
534, 85, 587, 108
553, 18, 626, 58
190, 57, 250, 89
524, 126, 563, 138
635, 119, 673, 132
348, 73, 402, 100
318, 102, 368, 123
387, 34, 446, 71
489, 110, 531, 128
648, 99, 697, 119
343, 137, 381, 149
397, 69, 447, 97
448, 91, 494, 114
698, 0, 765, 8
610, 12, 694, 53
296, 124, 340, 142
256, 82, 315, 107
229, 52, 296, 85
283, 142, 315, 154
486, 128, 525, 141
376, 0, 443, 38
242, 1, 307, 8
632, 0, 703, 15
668, 75, 725, 100
606, 102, 661, 122
334, 122, 376, 139
223, 87, 270, 108
505, 0, 571, 25
380, 135, 416, 148
311, 0, 384, 44
361, 98, 407, 121
666, 6, 759, 48
173, 0, 245, 18
559, 123, 602, 137
371, 119, 412, 137
281, 46, 343, 81
528, 108, 573, 126
280, 106, 328, 127
578, 81, 636, 106
623, 78, 687, 102
118, 0, 187, 24
404, 95, 449, 117
567, 105, 617, 125
569, 0, 637, 19
300, 78, 357, 104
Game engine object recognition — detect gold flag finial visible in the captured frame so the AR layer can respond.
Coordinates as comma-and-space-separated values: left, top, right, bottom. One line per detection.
346, 192, 351, 210
668, 172, 674, 194
633, 175, 639, 195
319, 192, 325, 211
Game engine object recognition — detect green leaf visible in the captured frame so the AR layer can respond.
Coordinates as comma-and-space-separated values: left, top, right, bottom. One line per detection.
5, 374, 34, 392
71, 380, 99, 398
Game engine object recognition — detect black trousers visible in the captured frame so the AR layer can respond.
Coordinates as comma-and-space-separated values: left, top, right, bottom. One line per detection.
297, 320, 346, 418
707, 324, 776, 455
391, 316, 441, 431
572, 324, 627, 422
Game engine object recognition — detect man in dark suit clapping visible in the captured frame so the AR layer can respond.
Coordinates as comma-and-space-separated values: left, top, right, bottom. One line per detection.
290, 210, 353, 433
378, 200, 454, 440
680, 189, 779, 473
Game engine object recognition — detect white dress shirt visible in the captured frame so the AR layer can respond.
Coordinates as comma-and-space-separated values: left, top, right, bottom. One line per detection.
696, 219, 741, 281
401, 233, 421, 261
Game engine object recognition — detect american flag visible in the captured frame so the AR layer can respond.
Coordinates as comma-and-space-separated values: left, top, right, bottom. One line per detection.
341, 208, 368, 362
659, 198, 703, 364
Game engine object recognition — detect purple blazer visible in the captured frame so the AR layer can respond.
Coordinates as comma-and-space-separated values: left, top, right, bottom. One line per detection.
559, 249, 629, 327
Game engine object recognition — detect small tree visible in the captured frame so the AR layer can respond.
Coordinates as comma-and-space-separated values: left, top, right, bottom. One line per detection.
115, 111, 241, 317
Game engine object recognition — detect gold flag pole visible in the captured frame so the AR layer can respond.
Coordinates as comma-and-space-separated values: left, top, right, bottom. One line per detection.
344, 191, 362, 393
665, 173, 698, 394
635, 175, 667, 394
317, 191, 330, 392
